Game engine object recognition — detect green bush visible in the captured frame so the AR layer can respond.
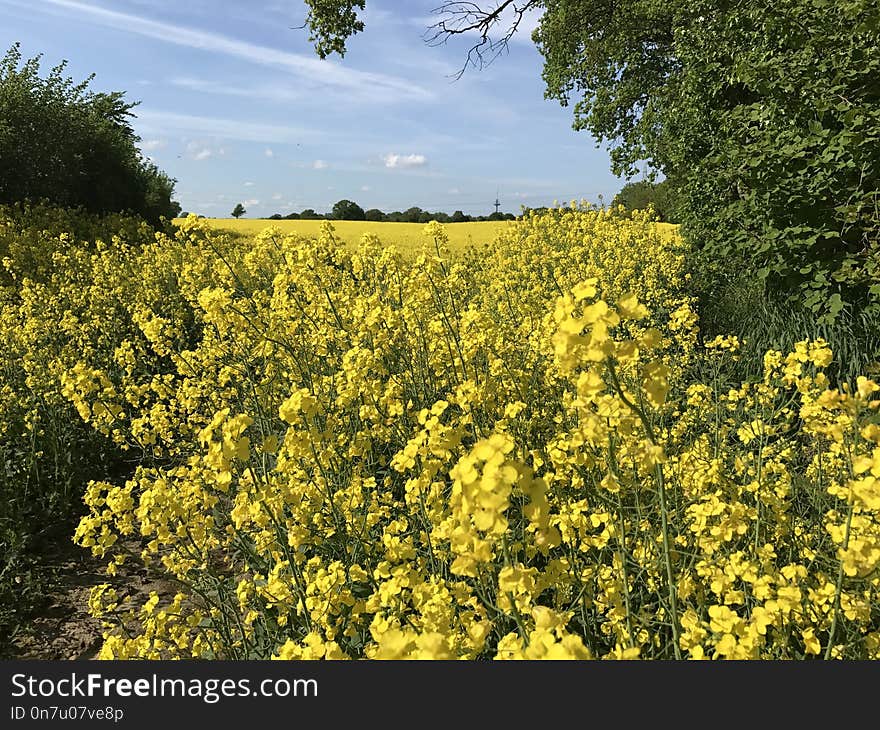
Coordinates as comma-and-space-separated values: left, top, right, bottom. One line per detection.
0, 44, 181, 226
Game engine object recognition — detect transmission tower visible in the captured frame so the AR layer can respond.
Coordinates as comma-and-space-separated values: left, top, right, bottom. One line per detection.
494, 188, 501, 215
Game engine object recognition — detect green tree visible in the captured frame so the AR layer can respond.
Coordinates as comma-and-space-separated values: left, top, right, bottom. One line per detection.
298, 1, 880, 320
0, 43, 181, 225
613, 179, 679, 223
231, 203, 246, 218
364, 208, 385, 222
451, 210, 469, 223
331, 199, 366, 221
403, 206, 424, 223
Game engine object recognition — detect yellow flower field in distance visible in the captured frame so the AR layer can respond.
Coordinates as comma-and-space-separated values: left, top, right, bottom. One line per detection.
175, 218, 509, 254
175, 217, 680, 254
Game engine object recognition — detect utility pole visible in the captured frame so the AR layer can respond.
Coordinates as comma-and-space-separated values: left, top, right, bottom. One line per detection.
494, 188, 501, 215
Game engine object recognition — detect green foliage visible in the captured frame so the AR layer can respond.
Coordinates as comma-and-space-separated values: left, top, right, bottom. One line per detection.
668, 0, 880, 323
303, 0, 366, 58
403, 206, 425, 223
613, 179, 679, 223
331, 198, 366, 221
699, 257, 880, 386
231, 203, 246, 218
536, 0, 674, 178
0, 44, 181, 226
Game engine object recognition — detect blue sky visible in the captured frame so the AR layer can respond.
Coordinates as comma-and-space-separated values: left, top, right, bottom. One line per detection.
2, 0, 627, 217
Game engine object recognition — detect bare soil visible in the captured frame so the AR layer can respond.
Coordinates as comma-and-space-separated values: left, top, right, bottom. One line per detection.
5, 540, 177, 660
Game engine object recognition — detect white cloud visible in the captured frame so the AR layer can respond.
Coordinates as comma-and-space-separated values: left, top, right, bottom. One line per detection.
185, 141, 225, 161
244, 181, 255, 187
244, 199, 260, 207
272, 193, 283, 200
36, 0, 431, 101
448, 187, 461, 195
383, 153, 427, 169
312, 160, 328, 170
264, 148, 274, 158
141, 138, 167, 151
360, 185, 371, 192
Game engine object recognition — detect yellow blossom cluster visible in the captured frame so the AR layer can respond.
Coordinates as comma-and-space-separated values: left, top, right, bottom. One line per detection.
5, 204, 880, 659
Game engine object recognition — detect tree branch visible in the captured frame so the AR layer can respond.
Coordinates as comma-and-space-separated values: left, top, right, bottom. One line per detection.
424, 1, 542, 79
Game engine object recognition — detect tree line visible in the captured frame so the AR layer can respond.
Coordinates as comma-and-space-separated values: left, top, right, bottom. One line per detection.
223, 199, 519, 222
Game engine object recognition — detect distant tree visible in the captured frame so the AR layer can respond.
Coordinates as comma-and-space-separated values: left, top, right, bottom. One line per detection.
387, 211, 404, 222
451, 210, 469, 223
179, 211, 190, 218
299, 208, 321, 219
331, 199, 366, 221
0, 43, 182, 226
268, 213, 283, 220
403, 206, 424, 223
487, 211, 506, 221
284, 212, 300, 220
364, 208, 385, 222
231, 203, 246, 218
504, 212, 516, 220
612, 179, 678, 222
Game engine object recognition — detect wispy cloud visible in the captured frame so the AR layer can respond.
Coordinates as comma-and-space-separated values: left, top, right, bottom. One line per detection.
264, 148, 275, 158
383, 153, 427, 169
140, 138, 167, 151
244, 181, 255, 187
312, 160, 328, 170
33, 0, 432, 101
169, 77, 303, 103
135, 110, 315, 144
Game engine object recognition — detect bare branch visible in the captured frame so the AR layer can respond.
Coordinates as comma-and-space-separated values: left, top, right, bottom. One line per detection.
423, 1, 542, 80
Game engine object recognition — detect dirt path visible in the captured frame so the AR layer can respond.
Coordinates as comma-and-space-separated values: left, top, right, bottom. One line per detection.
6, 540, 178, 660
6, 544, 106, 660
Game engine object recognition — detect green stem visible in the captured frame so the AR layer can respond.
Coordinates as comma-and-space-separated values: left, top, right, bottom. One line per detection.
606, 359, 681, 658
